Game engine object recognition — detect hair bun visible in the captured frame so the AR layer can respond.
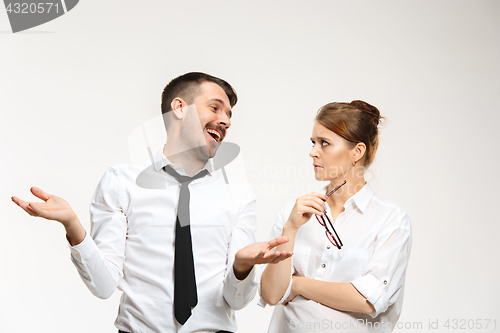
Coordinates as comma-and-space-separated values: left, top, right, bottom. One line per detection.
316, 100, 383, 167
349, 100, 381, 123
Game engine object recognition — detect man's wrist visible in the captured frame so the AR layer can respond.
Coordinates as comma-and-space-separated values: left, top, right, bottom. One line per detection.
233, 261, 253, 280
64, 217, 86, 246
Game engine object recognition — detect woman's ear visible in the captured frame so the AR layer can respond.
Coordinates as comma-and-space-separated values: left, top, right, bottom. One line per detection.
353, 142, 367, 164
170, 98, 186, 119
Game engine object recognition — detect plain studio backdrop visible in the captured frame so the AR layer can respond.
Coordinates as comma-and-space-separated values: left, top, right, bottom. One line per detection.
1, 1, 499, 332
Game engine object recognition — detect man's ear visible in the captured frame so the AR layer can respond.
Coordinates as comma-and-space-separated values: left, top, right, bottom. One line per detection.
170, 98, 186, 119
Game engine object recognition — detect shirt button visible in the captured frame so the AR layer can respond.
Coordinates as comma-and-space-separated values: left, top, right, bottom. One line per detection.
326, 245, 331, 250
321, 264, 326, 268
384, 280, 388, 285
237, 293, 241, 297
75, 253, 80, 258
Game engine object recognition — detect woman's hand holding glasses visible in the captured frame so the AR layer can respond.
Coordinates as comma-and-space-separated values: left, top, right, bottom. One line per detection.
286, 181, 347, 249
286, 192, 329, 230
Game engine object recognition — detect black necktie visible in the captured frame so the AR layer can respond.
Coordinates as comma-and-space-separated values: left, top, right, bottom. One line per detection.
164, 165, 208, 325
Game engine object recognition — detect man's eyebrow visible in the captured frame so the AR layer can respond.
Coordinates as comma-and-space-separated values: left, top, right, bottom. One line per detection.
208, 98, 225, 105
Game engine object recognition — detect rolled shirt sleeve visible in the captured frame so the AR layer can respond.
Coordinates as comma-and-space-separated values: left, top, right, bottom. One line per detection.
351, 209, 412, 317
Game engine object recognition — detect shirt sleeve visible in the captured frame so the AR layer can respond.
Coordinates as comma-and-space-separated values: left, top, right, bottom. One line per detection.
222, 183, 258, 310
257, 203, 294, 308
69, 167, 128, 299
351, 209, 412, 318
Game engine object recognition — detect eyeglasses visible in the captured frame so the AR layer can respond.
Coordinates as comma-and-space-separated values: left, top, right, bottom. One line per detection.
315, 180, 346, 250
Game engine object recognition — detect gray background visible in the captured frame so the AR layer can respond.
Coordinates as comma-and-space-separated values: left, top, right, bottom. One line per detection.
1, 1, 499, 332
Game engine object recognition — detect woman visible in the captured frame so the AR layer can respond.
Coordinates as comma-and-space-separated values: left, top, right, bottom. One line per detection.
260, 101, 412, 333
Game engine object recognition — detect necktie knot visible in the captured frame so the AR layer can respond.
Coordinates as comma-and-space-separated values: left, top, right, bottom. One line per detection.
164, 165, 208, 185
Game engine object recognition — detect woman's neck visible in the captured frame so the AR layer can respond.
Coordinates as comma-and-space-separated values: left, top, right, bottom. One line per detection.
326, 177, 366, 210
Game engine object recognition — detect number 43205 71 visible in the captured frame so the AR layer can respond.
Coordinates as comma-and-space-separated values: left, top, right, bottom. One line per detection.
444, 319, 496, 330
6, 3, 60, 14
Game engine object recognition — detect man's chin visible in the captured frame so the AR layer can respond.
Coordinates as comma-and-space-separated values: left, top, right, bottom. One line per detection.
207, 141, 220, 158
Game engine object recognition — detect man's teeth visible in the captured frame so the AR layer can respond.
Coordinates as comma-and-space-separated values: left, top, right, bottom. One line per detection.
207, 128, 221, 141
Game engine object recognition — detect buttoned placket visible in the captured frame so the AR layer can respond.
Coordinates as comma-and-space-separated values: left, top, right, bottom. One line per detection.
334, 204, 348, 234
316, 201, 352, 277
327, 198, 356, 243
316, 203, 332, 279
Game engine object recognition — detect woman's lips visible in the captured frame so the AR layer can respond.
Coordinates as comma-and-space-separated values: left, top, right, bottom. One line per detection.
313, 164, 323, 170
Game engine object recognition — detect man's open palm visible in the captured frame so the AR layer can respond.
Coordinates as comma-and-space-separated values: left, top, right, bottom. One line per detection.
12, 187, 77, 227
235, 236, 293, 266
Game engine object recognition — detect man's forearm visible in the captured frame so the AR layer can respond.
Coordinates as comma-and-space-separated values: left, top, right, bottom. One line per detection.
233, 261, 253, 280
65, 217, 86, 246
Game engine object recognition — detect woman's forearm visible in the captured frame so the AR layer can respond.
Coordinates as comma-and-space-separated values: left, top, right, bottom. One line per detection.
261, 223, 298, 305
293, 276, 375, 314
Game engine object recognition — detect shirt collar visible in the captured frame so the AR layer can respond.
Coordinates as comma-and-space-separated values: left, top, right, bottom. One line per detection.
152, 148, 214, 176
345, 183, 374, 213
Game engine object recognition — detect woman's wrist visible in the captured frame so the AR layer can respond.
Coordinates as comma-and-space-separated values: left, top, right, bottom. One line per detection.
292, 276, 302, 294
283, 220, 301, 234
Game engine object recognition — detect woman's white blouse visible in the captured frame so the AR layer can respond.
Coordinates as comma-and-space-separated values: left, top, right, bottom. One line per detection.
259, 183, 412, 333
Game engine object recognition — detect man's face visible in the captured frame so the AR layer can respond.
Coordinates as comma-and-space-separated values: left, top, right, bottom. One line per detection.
189, 81, 232, 158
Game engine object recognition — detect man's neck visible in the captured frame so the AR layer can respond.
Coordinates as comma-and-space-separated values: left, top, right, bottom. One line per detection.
163, 146, 207, 177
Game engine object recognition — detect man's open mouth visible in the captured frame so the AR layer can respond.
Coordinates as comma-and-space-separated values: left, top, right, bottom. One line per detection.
206, 128, 223, 143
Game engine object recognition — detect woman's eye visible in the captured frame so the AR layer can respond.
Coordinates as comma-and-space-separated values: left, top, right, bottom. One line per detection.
211, 106, 218, 112
321, 141, 329, 146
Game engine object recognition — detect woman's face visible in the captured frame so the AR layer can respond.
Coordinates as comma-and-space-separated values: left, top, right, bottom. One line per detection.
309, 121, 355, 182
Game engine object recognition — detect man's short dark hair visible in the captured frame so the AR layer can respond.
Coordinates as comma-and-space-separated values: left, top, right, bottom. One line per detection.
161, 72, 238, 114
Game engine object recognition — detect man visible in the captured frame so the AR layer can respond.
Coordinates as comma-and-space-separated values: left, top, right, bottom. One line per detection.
12, 72, 291, 332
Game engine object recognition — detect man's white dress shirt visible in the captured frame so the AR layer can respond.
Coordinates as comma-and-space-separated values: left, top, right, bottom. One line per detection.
70, 149, 258, 333
259, 184, 412, 333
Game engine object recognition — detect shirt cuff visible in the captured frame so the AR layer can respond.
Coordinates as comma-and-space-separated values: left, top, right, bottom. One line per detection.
227, 264, 257, 288
69, 233, 98, 263
225, 264, 258, 310
351, 274, 390, 318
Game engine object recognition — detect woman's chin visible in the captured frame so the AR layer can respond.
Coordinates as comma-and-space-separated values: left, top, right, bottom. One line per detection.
314, 174, 342, 183
313, 173, 326, 181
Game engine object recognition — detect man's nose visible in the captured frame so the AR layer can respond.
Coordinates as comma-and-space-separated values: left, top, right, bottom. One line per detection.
218, 112, 231, 129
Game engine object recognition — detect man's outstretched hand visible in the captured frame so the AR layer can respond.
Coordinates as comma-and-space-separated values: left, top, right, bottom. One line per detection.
12, 187, 76, 225
12, 187, 86, 245
233, 236, 293, 280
